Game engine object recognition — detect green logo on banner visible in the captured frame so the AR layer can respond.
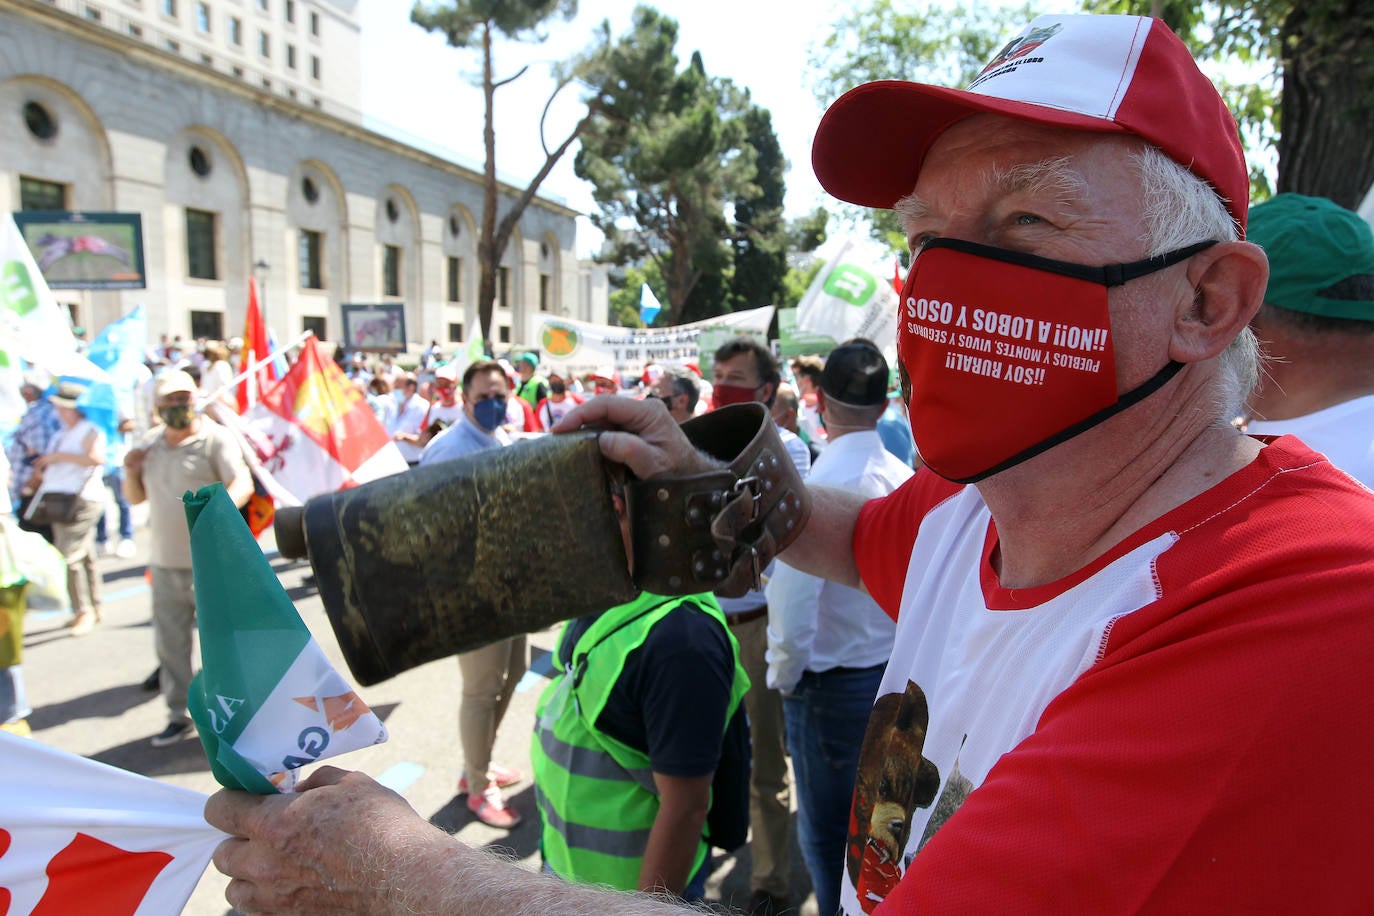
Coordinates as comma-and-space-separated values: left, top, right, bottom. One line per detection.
0, 261, 38, 316
822, 265, 876, 307
542, 323, 580, 357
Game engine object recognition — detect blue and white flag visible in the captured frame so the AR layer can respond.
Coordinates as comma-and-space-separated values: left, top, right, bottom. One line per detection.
85, 305, 147, 382
639, 283, 663, 326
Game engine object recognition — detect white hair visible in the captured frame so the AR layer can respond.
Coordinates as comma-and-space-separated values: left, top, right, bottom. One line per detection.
1134, 145, 1258, 422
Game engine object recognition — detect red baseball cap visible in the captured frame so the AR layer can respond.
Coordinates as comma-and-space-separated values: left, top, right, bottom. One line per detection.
812, 14, 1249, 233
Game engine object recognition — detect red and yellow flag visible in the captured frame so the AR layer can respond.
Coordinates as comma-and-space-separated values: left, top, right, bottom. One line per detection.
241, 340, 407, 503
235, 278, 277, 413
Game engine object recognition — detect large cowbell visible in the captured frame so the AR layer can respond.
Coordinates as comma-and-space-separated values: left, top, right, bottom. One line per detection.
276, 403, 810, 686
275, 431, 634, 686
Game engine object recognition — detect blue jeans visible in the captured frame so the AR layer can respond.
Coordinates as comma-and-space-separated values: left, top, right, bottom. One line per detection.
783, 664, 885, 916
94, 468, 133, 543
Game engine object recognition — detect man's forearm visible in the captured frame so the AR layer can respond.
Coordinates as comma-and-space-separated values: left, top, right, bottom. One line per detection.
410, 833, 690, 915
123, 466, 147, 505
208, 769, 697, 916
777, 484, 868, 589
637, 773, 713, 896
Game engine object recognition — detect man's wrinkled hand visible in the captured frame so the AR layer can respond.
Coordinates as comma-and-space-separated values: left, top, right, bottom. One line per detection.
552, 395, 716, 481
205, 766, 444, 915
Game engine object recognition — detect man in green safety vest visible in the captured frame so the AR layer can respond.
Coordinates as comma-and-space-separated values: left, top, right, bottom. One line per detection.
530, 477, 751, 898
531, 589, 749, 898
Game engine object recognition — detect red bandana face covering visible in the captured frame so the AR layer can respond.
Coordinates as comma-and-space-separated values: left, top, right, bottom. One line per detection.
898, 237, 1213, 483
712, 383, 761, 409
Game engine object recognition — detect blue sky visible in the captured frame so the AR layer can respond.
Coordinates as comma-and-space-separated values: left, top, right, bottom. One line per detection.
359, 0, 843, 254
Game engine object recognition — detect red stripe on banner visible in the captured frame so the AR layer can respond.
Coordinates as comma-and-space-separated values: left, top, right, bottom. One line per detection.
19, 832, 173, 916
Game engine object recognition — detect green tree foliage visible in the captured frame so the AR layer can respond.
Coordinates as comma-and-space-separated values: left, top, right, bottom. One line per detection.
1087, 0, 1374, 209
575, 6, 762, 326
729, 108, 788, 313
809, 0, 1374, 245
807, 0, 1037, 253
411, 0, 595, 342
779, 257, 827, 310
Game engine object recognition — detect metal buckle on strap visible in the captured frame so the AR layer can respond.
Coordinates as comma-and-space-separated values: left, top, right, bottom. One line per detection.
729, 475, 763, 523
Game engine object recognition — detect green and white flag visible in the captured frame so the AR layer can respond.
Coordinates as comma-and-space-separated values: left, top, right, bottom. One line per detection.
185, 484, 387, 794
792, 238, 898, 353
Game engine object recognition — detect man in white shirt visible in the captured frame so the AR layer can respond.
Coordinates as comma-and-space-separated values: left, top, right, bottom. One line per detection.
1242, 194, 1374, 486
765, 340, 914, 916
394, 364, 464, 455
710, 336, 809, 916
387, 373, 429, 466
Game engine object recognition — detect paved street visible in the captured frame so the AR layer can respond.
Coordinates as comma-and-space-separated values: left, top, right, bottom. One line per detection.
19, 517, 818, 915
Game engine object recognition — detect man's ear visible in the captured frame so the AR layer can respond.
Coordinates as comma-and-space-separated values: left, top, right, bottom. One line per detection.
1169, 240, 1270, 363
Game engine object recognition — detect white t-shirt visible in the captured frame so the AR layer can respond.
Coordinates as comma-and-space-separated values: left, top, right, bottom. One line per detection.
1247, 394, 1374, 488
425, 402, 465, 429
839, 437, 1374, 914
41, 419, 106, 502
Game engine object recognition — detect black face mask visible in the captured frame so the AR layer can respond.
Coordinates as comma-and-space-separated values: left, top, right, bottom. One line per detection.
549, 380, 567, 395
657, 395, 675, 412
158, 405, 195, 430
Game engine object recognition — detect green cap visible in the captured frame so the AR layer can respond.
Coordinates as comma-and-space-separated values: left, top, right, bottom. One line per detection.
1248, 193, 1374, 321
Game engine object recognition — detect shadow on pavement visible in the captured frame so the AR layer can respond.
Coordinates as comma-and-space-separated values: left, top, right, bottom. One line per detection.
27, 679, 157, 729
102, 564, 150, 584
428, 782, 541, 859
90, 729, 213, 778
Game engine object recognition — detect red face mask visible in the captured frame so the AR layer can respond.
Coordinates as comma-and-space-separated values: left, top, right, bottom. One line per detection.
712, 383, 762, 409
898, 238, 1211, 483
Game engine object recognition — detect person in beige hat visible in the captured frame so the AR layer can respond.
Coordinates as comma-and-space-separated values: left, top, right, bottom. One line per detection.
125, 369, 253, 747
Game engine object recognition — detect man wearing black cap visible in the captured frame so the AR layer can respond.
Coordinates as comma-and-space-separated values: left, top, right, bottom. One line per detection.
1242, 193, 1374, 486
765, 340, 913, 916
204, 13, 1374, 915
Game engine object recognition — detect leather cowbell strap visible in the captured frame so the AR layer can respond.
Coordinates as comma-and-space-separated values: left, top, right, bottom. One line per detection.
627, 402, 812, 598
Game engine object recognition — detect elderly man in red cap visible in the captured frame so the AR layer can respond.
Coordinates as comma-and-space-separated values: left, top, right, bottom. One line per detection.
204, 14, 1374, 914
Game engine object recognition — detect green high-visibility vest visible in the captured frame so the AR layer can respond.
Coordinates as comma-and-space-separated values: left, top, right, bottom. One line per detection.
531, 591, 748, 892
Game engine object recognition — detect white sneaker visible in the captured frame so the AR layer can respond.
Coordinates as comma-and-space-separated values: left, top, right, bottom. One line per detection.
97, 542, 114, 557
115, 539, 137, 559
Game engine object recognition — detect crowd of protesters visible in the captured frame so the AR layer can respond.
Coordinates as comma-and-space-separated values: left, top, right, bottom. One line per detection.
5, 171, 1373, 914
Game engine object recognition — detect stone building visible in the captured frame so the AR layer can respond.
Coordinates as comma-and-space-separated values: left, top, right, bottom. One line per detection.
0, 0, 608, 355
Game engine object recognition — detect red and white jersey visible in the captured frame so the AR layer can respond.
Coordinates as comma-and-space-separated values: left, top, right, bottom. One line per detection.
844, 436, 1374, 914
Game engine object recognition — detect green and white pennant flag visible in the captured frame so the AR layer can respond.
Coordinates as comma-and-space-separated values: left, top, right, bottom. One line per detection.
184, 483, 387, 793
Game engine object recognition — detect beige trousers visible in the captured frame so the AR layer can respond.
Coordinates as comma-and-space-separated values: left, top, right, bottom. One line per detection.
457, 635, 528, 786
732, 612, 792, 897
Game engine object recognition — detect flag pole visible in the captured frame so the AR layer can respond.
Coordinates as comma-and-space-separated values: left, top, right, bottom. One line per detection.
201, 329, 315, 409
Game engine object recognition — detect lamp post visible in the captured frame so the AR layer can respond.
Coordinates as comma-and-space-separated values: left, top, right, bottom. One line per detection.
253, 258, 270, 328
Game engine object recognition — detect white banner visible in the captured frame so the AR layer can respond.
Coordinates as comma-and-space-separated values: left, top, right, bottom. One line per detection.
0, 215, 79, 372
526, 306, 775, 381
0, 730, 222, 915
794, 239, 898, 352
